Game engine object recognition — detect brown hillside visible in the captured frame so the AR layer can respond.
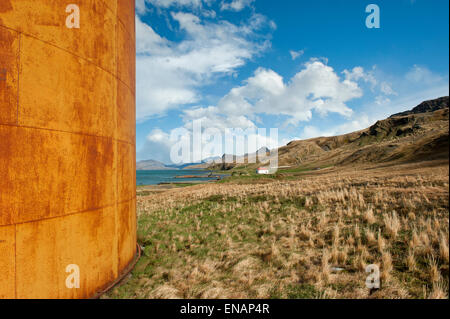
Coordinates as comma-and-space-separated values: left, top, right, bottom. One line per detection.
278, 97, 449, 168
218, 96, 449, 170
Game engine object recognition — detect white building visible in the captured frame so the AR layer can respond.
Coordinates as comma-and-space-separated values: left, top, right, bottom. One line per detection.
256, 167, 270, 175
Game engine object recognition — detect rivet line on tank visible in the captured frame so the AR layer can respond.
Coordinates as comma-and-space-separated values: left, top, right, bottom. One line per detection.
0, 122, 135, 146
2, 197, 136, 228
11, 30, 135, 94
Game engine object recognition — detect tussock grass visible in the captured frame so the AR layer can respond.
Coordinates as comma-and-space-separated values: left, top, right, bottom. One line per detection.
107, 161, 449, 299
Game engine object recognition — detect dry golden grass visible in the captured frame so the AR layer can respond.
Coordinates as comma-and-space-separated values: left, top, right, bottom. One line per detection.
108, 160, 449, 299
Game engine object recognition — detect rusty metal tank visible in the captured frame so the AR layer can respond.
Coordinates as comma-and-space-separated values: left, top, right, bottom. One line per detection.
0, 0, 136, 298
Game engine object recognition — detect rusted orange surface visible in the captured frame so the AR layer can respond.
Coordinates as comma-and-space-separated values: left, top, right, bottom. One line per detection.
18, 35, 116, 137
0, 25, 19, 125
117, 199, 136, 272
0, 1, 117, 73
0, 0, 136, 299
0, 225, 15, 298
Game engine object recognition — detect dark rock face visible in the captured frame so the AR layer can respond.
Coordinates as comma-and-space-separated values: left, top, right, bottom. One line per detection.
390, 96, 449, 118
362, 97, 449, 141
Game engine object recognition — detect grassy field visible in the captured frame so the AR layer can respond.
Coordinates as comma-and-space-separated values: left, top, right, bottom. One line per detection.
107, 160, 449, 299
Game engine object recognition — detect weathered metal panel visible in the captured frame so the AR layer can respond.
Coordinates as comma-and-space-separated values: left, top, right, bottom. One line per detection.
118, 0, 136, 39
117, 20, 136, 92
0, 0, 136, 299
0, 125, 116, 224
0, 225, 15, 298
0, 0, 117, 73
117, 80, 135, 144
118, 199, 136, 272
0, 25, 19, 125
118, 141, 135, 202
18, 34, 116, 137
15, 207, 118, 299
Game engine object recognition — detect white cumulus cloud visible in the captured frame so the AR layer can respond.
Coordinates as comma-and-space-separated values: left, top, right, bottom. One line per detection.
405, 64, 443, 85
169, 59, 363, 143
136, 12, 272, 121
289, 49, 304, 60
211, 60, 362, 126
220, 0, 255, 11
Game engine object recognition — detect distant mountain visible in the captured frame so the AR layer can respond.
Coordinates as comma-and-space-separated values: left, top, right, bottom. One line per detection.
137, 158, 221, 171
136, 159, 178, 170
208, 147, 271, 170
137, 150, 270, 171
210, 96, 449, 170
181, 156, 222, 170
166, 163, 197, 170
138, 97, 449, 172
203, 156, 223, 163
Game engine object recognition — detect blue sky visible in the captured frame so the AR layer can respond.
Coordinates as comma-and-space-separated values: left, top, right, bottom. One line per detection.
135, 0, 449, 163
